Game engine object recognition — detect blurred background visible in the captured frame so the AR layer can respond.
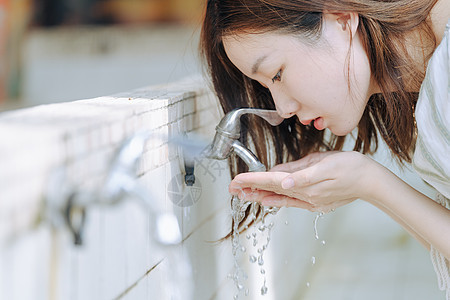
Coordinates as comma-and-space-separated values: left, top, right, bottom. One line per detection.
0, 0, 204, 112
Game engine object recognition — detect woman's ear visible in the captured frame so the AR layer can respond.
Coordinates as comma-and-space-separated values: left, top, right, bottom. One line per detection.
323, 11, 359, 39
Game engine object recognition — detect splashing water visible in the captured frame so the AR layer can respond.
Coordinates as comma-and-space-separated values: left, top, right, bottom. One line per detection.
248, 206, 277, 297
306, 212, 327, 288
313, 212, 324, 240
230, 194, 251, 299
261, 279, 268, 295
230, 189, 279, 298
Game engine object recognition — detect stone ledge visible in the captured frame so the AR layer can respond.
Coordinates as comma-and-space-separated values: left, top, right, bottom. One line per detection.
0, 76, 218, 245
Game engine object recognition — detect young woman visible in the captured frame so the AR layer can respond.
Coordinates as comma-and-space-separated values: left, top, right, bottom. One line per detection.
200, 0, 450, 297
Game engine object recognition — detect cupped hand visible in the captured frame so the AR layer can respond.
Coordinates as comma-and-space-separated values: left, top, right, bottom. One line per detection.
229, 151, 379, 213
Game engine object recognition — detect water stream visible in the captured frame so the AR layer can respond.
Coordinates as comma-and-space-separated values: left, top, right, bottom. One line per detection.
230, 191, 329, 297
307, 212, 327, 289
230, 189, 278, 299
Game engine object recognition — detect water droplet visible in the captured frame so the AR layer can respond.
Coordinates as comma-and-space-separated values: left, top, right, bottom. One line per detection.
313, 213, 322, 240
246, 234, 251, 240
285, 220, 289, 225
311, 256, 316, 265
234, 295, 238, 300
241, 246, 246, 252
260, 268, 265, 274
261, 284, 268, 295
321, 240, 326, 245
306, 282, 310, 288
253, 239, 258, 246
258, 256, 264, 266
249, 255, 257, 263
245, 289, 249, 296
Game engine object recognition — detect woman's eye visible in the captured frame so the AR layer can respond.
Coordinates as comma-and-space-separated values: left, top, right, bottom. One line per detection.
271, 69, 282, 83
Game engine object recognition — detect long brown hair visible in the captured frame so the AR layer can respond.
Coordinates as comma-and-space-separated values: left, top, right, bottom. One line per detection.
200, 0, 437, 234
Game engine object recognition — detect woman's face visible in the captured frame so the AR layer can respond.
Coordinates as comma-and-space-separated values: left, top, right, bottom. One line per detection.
223, 13, 378, 136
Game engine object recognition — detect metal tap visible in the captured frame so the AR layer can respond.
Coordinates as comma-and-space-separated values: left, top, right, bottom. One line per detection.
204, 108, 283, 171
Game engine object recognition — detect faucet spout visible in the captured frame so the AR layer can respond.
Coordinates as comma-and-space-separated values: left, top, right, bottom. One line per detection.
205, 108, 282, 170
217, 108, 284, 138
232, 140, 266, 172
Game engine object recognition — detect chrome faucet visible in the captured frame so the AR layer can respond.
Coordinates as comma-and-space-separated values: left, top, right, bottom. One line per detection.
204, 108, 284, 171
46, 131, 188, 246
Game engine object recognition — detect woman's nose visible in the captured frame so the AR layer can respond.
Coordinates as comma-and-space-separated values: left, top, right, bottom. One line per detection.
271, 90, 300, 119
276, 107, 295, 118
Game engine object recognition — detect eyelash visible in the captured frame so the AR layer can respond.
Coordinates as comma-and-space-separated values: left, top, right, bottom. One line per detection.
271, 69, 282, 84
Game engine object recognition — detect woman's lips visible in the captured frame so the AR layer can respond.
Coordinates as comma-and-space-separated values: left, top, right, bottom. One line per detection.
300, 117, 325, 130
314, 117, 325, 130
300, 119, 313, 126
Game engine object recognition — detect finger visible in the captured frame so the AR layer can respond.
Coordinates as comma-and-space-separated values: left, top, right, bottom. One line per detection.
287, 179, 335, 203
260, 194, 314, 210
231, 187, 252, 198
229, 180, 252, 195
230, 171, 290, 192
269, 151, 336, 173
310, 198, 355, 214
281, 161, 335, 190
228, 185, 280, 203
269, 155, 316, 173
237, 189, 276, 202
269, 160, 305, 173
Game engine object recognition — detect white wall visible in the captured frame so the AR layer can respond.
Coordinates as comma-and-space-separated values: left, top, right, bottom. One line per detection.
0, 78, 233, 300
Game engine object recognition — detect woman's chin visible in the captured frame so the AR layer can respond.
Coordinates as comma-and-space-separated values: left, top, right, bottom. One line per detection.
329, 126, 353, 137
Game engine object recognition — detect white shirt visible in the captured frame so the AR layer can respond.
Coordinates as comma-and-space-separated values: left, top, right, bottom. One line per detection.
413, 20, 450, 300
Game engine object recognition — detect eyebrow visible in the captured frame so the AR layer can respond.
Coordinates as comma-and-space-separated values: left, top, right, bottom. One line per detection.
251, 55, 268, 74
